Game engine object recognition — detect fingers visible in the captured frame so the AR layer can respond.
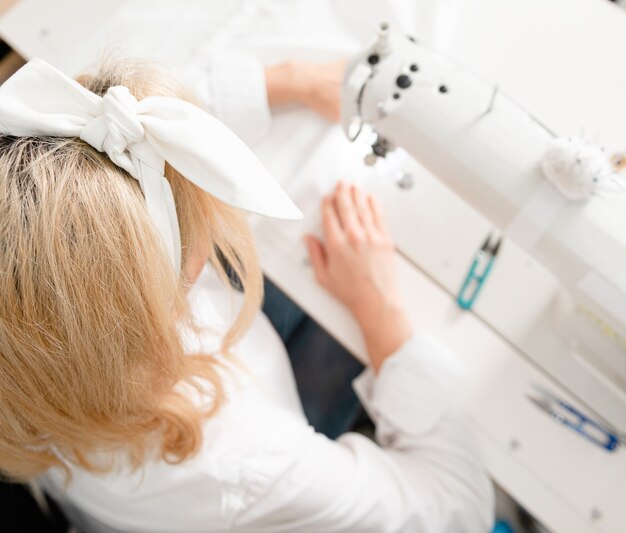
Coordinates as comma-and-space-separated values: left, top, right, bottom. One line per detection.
350, 185, 377, 236
322, 195, 344, 245
368, 193, 390, 235
322, 181, 392, 245
304, 235, 328, 287
333, 182, 363, 240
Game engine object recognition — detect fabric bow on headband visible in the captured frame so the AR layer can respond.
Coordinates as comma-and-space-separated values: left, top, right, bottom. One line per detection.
0, 59, 302, 273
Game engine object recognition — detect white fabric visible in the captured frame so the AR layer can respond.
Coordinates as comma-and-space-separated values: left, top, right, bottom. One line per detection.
0, 58, 302, 273
39, 264, 494, 533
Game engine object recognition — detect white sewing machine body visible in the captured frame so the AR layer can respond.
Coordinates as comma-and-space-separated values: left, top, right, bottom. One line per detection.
342, 24, 626, 435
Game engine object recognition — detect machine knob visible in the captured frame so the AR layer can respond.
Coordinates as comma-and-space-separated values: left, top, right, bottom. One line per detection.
364, 153, 379, 166
396, 74, 412, 89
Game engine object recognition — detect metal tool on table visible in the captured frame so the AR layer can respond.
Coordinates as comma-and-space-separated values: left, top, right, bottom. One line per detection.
457, 233, 502, 310
527, 384, 620, 452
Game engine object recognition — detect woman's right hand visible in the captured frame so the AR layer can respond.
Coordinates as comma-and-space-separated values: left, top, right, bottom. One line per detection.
305, 182, 414, 372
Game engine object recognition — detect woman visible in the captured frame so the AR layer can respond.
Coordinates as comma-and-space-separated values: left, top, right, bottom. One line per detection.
0, 52, 493, 532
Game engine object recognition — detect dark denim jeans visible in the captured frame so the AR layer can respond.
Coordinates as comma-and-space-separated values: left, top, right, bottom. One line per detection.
262, 278, 365, 439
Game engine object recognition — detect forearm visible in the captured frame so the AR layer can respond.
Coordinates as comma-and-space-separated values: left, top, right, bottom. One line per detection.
264, 62, 304, 107
265, 60, 344, 122
354, 302, 414, 373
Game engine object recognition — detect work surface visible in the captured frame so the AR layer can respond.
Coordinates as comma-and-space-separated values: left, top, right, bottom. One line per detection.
2, 0, 626, 532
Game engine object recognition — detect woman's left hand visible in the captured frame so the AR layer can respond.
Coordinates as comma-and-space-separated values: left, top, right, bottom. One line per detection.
265, 60, 346, 122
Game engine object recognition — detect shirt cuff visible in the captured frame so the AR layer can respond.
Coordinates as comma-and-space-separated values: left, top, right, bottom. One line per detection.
183, 49, 272, 146
353, 331, 466, 441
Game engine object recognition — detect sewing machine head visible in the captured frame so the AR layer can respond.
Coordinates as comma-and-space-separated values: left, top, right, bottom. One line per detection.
341, 22, 626, 432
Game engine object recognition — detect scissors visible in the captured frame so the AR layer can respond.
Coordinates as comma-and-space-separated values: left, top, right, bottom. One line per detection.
457, 233, 502, 310
527, 385, 620, 452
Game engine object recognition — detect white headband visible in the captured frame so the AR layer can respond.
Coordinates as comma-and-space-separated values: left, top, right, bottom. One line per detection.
0, 59, 302, 273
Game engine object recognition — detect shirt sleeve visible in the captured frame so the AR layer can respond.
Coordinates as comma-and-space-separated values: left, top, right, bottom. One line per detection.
232, 331, 494, 533
183, 48, 271, 146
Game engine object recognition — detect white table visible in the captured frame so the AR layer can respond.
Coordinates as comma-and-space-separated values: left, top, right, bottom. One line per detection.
2, 1, 626, 531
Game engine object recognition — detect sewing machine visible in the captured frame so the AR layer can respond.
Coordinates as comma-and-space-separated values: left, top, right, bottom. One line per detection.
341, 22, 626, 440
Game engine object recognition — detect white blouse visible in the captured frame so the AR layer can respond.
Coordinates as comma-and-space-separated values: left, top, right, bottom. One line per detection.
39, 51, 494, 533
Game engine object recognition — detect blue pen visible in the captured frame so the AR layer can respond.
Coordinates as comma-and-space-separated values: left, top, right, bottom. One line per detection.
457, 233, 502, 310
527, 385, 620, 452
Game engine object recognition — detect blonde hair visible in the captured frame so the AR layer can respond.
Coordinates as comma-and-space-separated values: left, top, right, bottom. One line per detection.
0, 58, 263, 480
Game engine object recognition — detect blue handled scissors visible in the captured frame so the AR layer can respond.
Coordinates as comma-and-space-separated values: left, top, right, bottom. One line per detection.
527, 385, 620, 452
457, 233, 502, 310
